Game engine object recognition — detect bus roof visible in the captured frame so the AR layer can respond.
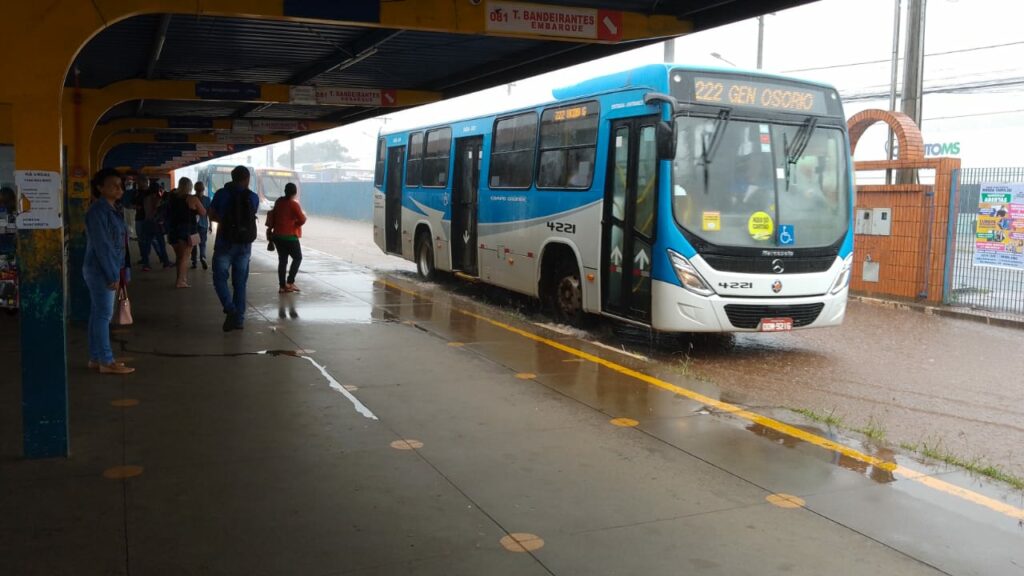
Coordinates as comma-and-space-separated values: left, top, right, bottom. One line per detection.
379, 63, 841, 139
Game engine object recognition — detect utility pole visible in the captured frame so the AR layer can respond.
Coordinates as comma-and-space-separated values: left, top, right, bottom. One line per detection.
886, 0, 902, 185
664, 38, 674, 63
289, 139, 295, 170
757, 16, 764, 70
898, 0, 927, 184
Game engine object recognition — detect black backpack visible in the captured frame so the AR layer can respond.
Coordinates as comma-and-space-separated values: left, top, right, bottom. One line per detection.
220, 187, 257, 244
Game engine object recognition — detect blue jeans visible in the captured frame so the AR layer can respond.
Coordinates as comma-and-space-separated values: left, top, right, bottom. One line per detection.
83, 266, 116, 364
138, 220, 170, 267
213, 243, 252, 325
191, 227, 209, 264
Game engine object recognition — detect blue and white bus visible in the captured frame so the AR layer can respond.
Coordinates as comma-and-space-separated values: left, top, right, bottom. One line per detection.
373, 64, 853, 332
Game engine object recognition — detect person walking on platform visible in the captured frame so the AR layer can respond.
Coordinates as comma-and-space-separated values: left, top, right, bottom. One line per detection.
167, 177, 207, 288
191, 181, 212, 270
209, 166, 259, 332
122, 176, 137, 240
138, 180, 171, 271
266, 182, 307, 294
134, 179, 151, 267
83, 168, 135, 375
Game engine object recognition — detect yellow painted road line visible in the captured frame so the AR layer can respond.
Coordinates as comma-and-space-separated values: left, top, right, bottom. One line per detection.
381, 279, 1024, 522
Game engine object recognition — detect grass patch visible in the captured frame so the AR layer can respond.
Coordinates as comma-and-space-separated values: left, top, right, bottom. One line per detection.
791, 407, 844, 428
913, 439, 1024, 491
674, 355, 714, 383
851, 416, 887, 443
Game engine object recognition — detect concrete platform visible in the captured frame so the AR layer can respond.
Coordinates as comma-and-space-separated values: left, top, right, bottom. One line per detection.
1, 247, 1022, 575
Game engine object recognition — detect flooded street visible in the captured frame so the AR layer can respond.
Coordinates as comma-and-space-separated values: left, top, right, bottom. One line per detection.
299, 215, 1024, 480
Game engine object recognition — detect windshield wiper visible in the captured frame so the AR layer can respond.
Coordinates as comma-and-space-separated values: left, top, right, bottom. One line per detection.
700, 108, 731, 193
784, 116, 818, 189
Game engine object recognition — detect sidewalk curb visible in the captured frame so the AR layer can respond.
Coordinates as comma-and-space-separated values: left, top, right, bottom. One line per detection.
850, 295, 1024, 330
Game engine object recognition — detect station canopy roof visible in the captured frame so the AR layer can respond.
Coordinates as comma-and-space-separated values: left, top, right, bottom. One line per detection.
70, 0, 813, 171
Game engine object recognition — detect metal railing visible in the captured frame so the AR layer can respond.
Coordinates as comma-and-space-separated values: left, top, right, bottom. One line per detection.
943, 168, 1024, 316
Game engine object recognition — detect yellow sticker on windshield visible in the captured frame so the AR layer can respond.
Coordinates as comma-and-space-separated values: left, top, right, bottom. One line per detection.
748, 211, 774, 241
702, 211, 721, 231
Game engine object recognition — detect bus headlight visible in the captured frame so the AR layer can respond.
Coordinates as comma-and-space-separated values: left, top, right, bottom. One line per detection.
668, 249, 715, 296
830, 255, 854, 294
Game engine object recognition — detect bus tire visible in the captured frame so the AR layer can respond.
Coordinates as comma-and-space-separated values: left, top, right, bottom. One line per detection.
550, 259, 586, 327
415, 232, 436, 281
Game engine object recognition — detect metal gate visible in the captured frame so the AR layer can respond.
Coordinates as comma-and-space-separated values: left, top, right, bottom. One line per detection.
943, 167, 1024, 316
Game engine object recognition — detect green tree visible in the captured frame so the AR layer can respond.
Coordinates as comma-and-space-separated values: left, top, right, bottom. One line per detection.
277, 139, 357, 167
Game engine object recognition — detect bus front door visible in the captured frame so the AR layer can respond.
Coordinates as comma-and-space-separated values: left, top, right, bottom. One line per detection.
452, 136, 482, 275
385, 145, 405, 255
602, 119, 657, 322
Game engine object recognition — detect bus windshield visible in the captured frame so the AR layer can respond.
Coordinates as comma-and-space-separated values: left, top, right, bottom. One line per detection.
209, 172, 232, 192
260, 172, 293, 201
671, 116, 849, 249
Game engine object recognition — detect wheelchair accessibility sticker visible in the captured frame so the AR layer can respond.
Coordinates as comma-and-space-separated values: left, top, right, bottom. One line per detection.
778, 225, 795, 246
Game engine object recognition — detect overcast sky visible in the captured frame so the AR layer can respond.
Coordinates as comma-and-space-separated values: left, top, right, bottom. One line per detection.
195, 0, 1024, 173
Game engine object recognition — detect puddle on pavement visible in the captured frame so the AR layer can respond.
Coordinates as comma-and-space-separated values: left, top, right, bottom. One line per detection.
261, 302, 393, 324
745, 421, 897, 484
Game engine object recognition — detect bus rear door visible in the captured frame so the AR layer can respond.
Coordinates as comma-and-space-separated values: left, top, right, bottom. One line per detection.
452, 136, 482, 275
385, 146, 405, 255
602, 118, 658, 322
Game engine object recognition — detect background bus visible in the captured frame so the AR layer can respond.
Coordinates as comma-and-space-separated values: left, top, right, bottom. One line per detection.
374, 64, 854, 333
254, 168, 300, 212
196, 165, 299, 212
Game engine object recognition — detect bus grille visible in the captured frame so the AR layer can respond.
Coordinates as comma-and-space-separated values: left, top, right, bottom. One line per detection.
723, 303, 825, 329
702, 255, 836, 274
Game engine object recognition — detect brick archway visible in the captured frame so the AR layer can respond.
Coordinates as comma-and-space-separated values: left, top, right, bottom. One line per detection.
847, 109, 924, 160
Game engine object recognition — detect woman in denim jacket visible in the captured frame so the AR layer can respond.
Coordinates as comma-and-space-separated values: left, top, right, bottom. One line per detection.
83, 168, 135, 375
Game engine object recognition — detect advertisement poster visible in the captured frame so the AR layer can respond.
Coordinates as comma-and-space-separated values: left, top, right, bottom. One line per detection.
974, 183, 1024, 269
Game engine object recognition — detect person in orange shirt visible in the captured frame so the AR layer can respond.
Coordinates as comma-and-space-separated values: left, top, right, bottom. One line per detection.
266, 182, 307, 293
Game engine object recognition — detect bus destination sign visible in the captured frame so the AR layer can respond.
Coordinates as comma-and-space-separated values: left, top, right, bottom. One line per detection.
689, 76, 830, 115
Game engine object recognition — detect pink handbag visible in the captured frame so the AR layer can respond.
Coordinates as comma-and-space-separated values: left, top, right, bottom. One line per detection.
112, 281, 133, 326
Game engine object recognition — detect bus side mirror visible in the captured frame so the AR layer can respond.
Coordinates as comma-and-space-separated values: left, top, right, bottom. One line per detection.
656, 121, 676, 160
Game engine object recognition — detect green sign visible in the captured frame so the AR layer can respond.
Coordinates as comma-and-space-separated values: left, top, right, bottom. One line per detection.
980, 193, 1012, 203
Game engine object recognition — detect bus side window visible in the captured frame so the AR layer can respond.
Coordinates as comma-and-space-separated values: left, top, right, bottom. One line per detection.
406, 132, 424, 187
422, 128, 452, 188
374, 138, 385, 187
490, 112, 537, 189
537, 101, 599, 190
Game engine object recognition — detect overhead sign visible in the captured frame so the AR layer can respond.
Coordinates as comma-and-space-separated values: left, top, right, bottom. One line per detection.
167, 118, 215, 129
974, 183, 1024, 270
233, 119, 311, 133
216, 134, 265, 145
293, 87, 398, 107
485, 1, 622, 41
195, 81, 261, 101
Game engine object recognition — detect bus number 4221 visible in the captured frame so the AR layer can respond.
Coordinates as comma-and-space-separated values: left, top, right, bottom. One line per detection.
547, 221, 576, 234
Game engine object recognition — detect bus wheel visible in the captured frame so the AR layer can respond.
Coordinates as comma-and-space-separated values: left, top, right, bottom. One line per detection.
416, 233, 436, 281
551, 260, 585, 327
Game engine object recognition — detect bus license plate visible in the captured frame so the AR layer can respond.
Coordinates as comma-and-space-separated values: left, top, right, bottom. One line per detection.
758, 318, 793, 332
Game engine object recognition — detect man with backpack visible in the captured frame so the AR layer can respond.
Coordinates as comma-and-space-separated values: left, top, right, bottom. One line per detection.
209, 166, 259, 332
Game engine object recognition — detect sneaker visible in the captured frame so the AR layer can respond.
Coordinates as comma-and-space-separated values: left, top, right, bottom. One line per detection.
222, 313, 237, 333
142, 266, 152, 272
191, 262, 197, 269
201, 260, 208, 271
279, 287, 289, 294
99, 363, 135, 375
286, 283, 301, 292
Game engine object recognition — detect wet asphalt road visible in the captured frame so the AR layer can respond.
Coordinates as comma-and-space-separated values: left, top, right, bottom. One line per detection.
299, 215, 1024, 479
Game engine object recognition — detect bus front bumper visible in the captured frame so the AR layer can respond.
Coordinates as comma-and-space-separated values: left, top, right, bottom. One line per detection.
650, 280, 848, 333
